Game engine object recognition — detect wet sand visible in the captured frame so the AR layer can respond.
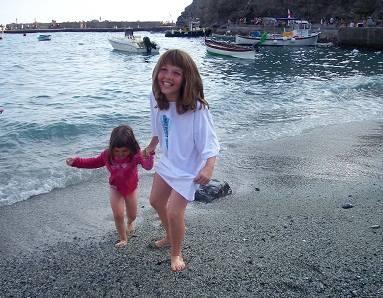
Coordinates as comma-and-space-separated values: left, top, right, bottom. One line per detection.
1, 120, 382, 297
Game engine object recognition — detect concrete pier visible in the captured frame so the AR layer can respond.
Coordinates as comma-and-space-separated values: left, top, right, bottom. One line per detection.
3, 27, 173, 34
338, 27, 383, 49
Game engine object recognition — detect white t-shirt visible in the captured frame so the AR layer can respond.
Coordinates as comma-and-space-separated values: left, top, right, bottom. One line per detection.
150, 93, 220, 201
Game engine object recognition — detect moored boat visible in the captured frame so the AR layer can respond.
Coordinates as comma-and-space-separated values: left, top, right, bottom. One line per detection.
37, 34, 51, 41
236, 18, 320, 46
165, 18, 211, 37
108, 29, 159, 54
205, 38, 256, 59
211, 33, 236, 42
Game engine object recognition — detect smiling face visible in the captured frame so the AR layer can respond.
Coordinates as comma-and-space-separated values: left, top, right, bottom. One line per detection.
157, 64, 184, 102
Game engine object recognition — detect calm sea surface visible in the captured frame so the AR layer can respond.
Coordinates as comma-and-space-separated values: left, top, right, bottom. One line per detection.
0, 32, 382, 206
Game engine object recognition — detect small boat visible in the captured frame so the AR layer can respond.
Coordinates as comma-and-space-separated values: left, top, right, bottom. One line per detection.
165, 29, 211, 37
108, 29, 159, 54
236, 18, 320, 47
37, 34, 51, 41
211, 33, 236, 42
205, 38, 257, 59
165, 18, 211, 37
0, 24, 4, 40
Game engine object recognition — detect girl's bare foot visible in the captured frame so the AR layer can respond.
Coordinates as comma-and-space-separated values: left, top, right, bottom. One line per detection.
127, 222, 135, 235
115, 240, 128, 248
154, 237, 170, 249
171, 255, 186, 272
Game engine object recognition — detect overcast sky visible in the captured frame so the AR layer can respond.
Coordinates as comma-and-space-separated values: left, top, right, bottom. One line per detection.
0, 0, 193, 25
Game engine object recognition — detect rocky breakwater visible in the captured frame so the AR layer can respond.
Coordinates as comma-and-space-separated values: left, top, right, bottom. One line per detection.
338, 27, 383, 49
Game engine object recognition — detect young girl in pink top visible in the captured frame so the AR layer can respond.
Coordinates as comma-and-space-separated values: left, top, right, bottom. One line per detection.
66, 124, 154, 248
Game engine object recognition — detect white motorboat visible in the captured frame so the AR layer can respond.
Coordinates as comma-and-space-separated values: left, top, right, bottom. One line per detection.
236, 18, 320, 47
205, 38, 257, 59
108, 29, 159, 54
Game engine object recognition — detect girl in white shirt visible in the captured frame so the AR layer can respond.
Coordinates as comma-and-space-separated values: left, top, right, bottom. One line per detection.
145, 49, 220, 272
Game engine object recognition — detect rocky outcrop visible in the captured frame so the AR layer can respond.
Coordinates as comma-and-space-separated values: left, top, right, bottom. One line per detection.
177, 0, 383, 26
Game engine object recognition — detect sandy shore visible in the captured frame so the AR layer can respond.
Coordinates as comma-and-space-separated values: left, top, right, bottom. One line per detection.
1, 120, 382, 297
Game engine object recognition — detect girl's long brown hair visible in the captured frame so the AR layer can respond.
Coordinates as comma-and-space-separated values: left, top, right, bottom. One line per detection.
152, 49, 208, 114
108, 125, 140, 164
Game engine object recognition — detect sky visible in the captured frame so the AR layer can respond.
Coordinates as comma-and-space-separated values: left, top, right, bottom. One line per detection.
0, 0, 193, 25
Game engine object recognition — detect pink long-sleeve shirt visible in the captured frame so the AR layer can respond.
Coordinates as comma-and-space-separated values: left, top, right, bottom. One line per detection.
71, 149, 154, 197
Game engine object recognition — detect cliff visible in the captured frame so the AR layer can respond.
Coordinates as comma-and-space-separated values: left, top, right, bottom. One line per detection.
177, 0, 383, 26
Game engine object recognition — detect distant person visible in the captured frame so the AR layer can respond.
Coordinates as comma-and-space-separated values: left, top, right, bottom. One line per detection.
66, 124, 154, 248
144, 49, 220, 272
367, 17, 375, 27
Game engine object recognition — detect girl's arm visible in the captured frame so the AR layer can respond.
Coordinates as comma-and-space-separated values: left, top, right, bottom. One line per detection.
66, 151, 106, 169
193, 156, 216, 185
144, 136, 159, 157
147, 93, 159, 157
137, 151, 155, 170
193, 105, 220, 185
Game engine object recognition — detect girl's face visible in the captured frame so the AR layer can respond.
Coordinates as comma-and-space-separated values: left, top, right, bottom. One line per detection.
157, 64, 184, 101
113, 147, 130, 160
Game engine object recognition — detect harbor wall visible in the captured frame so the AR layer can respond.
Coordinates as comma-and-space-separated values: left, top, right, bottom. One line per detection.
3, 27, 174, 34
338, 27, 383, 49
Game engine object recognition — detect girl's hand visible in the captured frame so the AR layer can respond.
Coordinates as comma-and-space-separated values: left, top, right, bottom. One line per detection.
144, 136, 158, 157
143, 146, 155, 158
194, 156, 216, 185
66, 158, 74, 166
193, 165, 213, 185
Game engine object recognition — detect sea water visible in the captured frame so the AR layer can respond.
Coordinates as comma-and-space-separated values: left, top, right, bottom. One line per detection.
0, 32, 382, 206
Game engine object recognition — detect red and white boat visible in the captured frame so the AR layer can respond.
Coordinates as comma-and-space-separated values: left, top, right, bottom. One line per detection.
205, 38, 256, 59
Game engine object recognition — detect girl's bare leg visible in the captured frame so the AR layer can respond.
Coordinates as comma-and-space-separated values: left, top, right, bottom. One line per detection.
167, 191, 188, 272
124, 189, 137, 235
149, 173, 172, 247
110, 188, 127, 247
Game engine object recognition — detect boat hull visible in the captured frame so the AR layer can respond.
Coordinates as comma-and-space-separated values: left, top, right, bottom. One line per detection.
165, 29, 211, 37
236, 33, 319, 46
205, 39, 255, 59
37, 34, 51, 41
108, 37, 159, 54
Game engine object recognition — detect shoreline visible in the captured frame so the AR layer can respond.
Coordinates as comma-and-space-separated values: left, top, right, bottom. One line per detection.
1, 120, 382, 297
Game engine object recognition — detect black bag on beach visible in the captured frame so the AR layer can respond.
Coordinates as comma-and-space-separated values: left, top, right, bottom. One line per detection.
195, 179, 232, 203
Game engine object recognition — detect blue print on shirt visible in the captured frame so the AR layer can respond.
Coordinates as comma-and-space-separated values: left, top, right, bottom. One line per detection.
161, 115, 170, 149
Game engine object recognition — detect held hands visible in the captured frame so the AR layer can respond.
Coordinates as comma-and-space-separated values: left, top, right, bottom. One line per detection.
66, 158, 74, 166
142, 146, 156, 158
143, 137, 159, 158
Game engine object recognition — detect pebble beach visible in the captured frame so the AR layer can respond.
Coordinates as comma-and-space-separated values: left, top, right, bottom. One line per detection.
1, 120, 382, 297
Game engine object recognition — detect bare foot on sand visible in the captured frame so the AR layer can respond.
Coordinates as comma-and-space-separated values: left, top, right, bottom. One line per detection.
115, 240, 128, 248
127, 222, 135, 235
154, 237, 170, 249
171, 255, 186, 272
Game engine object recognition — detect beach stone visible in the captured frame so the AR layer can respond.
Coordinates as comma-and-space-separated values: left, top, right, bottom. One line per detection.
341, 203, 354, 209
195, 179, 232, 203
